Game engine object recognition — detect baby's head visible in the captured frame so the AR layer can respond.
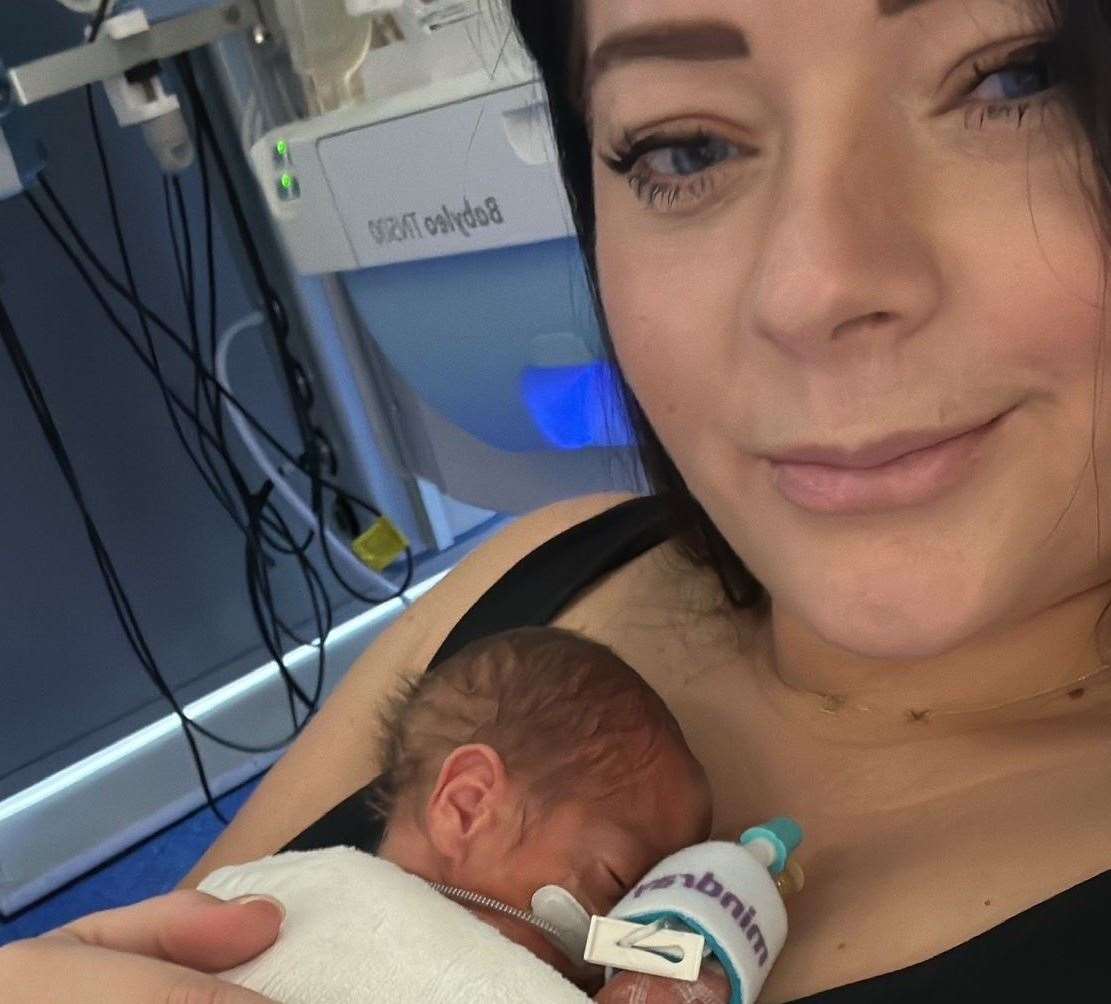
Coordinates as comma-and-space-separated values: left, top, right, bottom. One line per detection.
375, 627, 712, 973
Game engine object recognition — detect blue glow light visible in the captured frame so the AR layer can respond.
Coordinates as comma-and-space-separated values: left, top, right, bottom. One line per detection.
521, 361, 634, 450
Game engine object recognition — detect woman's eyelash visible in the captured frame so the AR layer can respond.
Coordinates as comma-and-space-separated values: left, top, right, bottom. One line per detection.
962, 40, 1060, 129
601, 129, 711, 177
600, 130, 735, 209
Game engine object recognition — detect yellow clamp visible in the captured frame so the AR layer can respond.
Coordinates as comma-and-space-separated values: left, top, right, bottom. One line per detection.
352, 516, 409, 571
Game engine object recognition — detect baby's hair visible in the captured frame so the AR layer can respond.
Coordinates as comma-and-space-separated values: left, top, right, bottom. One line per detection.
371, 626, 691, 824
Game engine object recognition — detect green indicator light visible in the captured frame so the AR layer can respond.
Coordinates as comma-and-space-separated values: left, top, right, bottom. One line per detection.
280, 172, 294, 190
275, 139, 288, 157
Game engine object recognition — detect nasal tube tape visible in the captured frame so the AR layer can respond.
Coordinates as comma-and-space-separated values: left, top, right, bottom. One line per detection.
575, 818, 805, 1004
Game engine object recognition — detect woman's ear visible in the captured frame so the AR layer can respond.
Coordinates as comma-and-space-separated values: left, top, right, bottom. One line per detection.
424, 744, 512, 866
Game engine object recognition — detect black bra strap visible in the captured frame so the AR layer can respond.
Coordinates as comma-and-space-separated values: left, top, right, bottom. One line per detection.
427, 494, 672, 668
279, 495, 673, 854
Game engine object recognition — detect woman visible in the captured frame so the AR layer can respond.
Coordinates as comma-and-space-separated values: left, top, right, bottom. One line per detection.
5, 0, 1111, 999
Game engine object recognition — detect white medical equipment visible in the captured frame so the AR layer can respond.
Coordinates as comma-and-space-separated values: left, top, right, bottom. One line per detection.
441, 818, 805, 1002
239, 0, 638, 516
587, 820, 806, 1003
2, 0, 638, 517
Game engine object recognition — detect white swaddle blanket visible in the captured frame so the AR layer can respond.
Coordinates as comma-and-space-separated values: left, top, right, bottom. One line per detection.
198, 847, 593, 1004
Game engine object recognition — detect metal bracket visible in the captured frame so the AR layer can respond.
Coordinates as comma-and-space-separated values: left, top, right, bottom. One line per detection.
5, 1, 255, 108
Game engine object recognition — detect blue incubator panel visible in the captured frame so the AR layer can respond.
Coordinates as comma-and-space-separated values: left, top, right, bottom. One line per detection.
342, 236, 633, 453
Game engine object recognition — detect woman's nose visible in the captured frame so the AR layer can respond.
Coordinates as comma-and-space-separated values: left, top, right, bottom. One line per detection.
747, 122, 942, 356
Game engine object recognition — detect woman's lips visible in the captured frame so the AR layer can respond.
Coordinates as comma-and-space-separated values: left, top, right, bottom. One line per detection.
768, 411, 1009, 514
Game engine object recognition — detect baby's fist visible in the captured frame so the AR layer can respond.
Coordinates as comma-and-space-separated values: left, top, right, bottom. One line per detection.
594, 961, 730, 1003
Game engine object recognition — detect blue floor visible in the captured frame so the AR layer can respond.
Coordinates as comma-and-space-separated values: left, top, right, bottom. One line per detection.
0, 773, 265, 945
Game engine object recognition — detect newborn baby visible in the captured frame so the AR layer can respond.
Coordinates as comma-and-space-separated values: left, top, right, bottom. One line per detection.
205, 626, 731, 1002
371, 626, 726, 1000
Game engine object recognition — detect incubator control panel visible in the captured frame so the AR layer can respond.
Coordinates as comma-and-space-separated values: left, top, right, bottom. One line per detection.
250, 77, 575, 275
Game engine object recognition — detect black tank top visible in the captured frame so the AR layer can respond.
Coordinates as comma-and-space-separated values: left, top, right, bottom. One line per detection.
281, 495, 1111, 1001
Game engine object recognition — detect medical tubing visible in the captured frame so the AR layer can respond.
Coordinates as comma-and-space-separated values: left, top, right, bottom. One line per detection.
86, 0, 112, 41
32, 178, 328, 714
215, 312, 398, 595
161, 174, 240, 522
33, 173, 404, 563
87, 84, 257, 555
84, 79, 325, 728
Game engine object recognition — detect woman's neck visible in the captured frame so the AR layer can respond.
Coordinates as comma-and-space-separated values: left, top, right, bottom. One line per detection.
753, 581, 1111, 742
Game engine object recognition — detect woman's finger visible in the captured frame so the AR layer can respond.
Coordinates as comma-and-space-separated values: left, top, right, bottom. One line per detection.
3, 934, 278, 1003
50, 888, 285, 972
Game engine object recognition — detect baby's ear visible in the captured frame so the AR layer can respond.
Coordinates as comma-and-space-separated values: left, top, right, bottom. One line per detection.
424, 744, 512, 864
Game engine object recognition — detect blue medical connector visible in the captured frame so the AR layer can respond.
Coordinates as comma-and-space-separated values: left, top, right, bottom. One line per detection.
738, 817, 804, 877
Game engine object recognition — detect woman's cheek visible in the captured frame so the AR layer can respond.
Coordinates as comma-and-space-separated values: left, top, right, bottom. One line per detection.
599, 230, 730, 445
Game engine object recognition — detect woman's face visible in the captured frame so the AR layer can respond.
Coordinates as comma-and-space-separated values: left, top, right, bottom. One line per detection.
586, 0, 1111, 660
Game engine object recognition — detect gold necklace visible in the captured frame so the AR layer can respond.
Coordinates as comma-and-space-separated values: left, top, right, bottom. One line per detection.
814, 661, 1111, 724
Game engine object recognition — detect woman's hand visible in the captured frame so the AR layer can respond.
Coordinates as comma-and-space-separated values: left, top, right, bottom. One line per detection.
595, 961, 732, 1003
0, 889, 284, 1002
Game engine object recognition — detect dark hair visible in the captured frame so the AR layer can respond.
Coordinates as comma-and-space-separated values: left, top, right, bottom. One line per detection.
507, 0, 1111, 613
373, 626, 693, 823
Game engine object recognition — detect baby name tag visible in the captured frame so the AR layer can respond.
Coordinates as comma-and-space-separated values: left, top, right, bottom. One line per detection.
583, 917, 705, 982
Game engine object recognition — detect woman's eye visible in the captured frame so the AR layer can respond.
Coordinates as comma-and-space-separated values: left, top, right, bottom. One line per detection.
600, 130, 751, 211
639, 136, 740, 178
961, 42, 1060, 128
969, 56, 1054, 104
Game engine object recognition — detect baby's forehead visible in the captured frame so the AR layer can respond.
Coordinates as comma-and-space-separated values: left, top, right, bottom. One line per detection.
586, 748, 711, 840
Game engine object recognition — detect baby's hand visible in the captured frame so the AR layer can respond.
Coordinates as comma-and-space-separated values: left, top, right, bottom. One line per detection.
594, 961, 731, 1003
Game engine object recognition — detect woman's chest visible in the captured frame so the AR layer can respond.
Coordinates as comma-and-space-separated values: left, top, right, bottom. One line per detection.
552, 552, 1111, 1001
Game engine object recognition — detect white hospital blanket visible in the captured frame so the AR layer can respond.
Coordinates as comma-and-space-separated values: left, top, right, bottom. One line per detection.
198, 847, 593, 1004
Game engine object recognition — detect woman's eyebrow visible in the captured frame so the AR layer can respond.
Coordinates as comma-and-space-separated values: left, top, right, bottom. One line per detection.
585, 1, 938, 96
584, 21, 749, 97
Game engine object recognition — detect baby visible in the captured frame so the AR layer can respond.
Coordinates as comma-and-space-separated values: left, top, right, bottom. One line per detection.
205, 626, 733, 1002
370, 626, 728, 1001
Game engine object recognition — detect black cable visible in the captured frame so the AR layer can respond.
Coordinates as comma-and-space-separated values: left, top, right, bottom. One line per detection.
197, 126, 225, 447
177, 129, 303, 559
0, 290, 230, 824
162, 174, 242, 522
13, 0, 348, 821
28, 184, 244, 531
23, 187, 324, 754
167, 144, 325, 716
29, 183, 308, 571
25, 61, 414, 796
35, 173, 405, 576
87, 0, 111, 42
176, 54, 415, 601
85, 83, 252, 550
117, 156, 321, 717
